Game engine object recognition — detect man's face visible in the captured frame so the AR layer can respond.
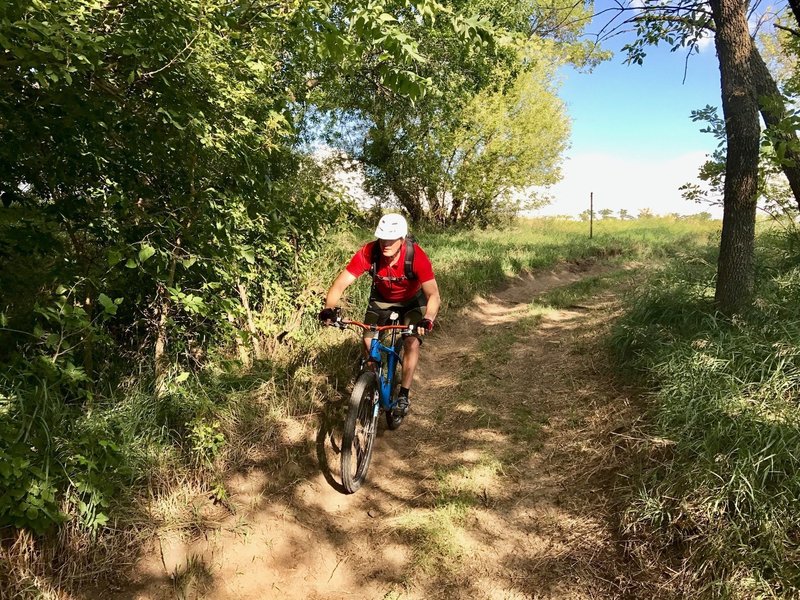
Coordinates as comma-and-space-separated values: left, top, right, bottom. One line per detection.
379, 237, 403, 257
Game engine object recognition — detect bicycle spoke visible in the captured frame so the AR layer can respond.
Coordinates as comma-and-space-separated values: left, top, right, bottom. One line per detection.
341, 372, 380, 493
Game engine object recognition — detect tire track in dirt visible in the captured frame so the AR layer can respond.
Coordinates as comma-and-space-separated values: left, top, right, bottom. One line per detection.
116, 262, 642, 600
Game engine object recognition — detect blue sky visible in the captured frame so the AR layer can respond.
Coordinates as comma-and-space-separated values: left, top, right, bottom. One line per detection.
563, 35, 722, 158
532, 10, 727, 218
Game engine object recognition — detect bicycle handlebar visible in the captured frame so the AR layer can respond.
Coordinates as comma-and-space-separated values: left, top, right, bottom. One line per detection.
333, 318, 415, 333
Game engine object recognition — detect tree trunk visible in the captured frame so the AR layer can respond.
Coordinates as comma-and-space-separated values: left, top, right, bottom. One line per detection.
227, 312, 252, 367
237, 282, 263, 360
788, 0, 800, 26
749, 46, 800, 211
154, 252, 177, 398
710, 0, 761, 314
82, 290, 94, 394
391, 183, 423, 223
448, 195, 463, 224
426, 184, 445, 225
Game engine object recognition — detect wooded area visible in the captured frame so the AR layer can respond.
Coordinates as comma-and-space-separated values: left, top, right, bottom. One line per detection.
3, 0, 800, 598
0, 0, 591, 536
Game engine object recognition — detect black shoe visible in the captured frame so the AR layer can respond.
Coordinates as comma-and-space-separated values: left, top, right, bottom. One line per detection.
395, 392, 410, 416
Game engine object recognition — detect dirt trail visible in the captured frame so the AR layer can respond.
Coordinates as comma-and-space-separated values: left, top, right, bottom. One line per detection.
118, 263, 641, 600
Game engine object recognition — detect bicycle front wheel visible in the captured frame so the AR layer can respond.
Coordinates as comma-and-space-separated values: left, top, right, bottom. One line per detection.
341, 372, 379, 493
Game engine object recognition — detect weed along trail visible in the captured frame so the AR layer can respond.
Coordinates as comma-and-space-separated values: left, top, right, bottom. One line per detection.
119, 262, 640, 600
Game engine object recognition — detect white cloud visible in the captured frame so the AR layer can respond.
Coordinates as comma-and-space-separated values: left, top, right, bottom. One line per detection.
524, 150, 721, 218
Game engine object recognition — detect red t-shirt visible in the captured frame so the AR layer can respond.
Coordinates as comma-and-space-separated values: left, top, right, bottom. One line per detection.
346, 241, 435, 303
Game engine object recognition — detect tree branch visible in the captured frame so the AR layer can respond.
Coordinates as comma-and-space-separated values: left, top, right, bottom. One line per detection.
139, 31, 202, 80
592, 2, 714, 43
775, 23, 800, 37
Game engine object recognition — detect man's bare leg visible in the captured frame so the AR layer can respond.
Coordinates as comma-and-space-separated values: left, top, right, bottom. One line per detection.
401, 336, 420, 389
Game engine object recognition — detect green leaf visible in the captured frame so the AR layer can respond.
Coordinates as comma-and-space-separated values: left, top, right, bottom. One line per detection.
107, 249, 124, 266
138, 244, 156, 263
98, 293, 117, 315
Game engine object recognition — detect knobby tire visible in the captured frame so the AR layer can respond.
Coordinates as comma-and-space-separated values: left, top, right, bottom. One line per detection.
341, 372, 379, 493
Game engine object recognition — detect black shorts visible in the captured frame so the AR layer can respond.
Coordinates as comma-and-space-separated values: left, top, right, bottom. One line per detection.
364, 291, 427, 339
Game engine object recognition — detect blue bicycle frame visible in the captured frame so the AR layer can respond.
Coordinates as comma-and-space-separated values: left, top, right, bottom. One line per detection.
366, 327, 403, 413
336, 310, 412, 415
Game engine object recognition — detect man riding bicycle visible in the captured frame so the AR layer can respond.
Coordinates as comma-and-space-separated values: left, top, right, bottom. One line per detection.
319, 213, 440, 416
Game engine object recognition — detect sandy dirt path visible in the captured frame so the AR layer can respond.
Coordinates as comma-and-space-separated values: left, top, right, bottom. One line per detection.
117, 262, 641, 600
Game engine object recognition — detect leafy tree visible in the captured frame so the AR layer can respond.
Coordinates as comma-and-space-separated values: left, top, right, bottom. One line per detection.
637, 208, 654, 219
0, 0, 501, 532
599, 208, 615, 219
436, 62, 571, 226
618, 208, 632, 220
320, 0, 600, 225
681, 103, 798, 222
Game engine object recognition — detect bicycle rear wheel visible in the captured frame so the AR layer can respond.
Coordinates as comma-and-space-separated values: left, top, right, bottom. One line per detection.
341, 372, 379, 493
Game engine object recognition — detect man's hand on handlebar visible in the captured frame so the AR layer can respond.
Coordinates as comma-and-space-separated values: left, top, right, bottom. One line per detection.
417, 318, 434, 335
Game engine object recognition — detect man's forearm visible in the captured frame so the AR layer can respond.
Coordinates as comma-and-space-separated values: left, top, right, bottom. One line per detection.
325, 270, 356, 308
424, 293, 440, 322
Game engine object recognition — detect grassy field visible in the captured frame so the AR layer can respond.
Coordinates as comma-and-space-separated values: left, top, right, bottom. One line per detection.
1, 216, 723, 598
610, 223, 800, 598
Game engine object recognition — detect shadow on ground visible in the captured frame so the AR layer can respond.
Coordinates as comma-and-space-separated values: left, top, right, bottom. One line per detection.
108, 265, 643, 600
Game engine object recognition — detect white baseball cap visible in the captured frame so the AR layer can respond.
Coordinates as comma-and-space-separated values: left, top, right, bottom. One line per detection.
374, 213, 408, 240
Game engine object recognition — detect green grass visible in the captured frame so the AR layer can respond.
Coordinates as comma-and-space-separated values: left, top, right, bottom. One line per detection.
539, 268, 635, 309
610, 226, 800, 598
394, 501, 471, 573
394, 458, 504, 574
417, 217, 718, 317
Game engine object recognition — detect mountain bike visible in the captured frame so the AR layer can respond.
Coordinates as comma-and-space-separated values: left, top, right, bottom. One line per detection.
329, 311, 416, 493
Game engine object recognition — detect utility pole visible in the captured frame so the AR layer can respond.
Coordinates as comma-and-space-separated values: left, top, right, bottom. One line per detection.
589, 192, 593, 239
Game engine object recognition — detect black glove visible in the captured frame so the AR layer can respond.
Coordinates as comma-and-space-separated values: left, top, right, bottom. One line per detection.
417, 318, 434, 333
319, 307, 337, 324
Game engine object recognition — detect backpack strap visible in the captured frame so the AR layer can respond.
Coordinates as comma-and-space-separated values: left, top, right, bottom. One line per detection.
404, 237, 416, 281
369, 241, 381, 298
